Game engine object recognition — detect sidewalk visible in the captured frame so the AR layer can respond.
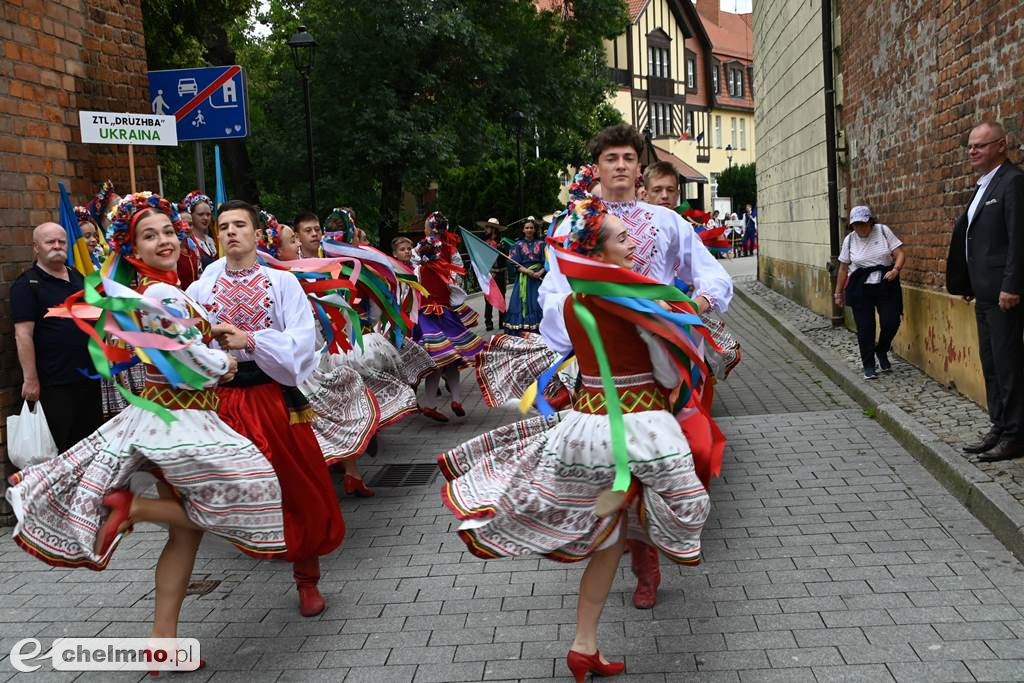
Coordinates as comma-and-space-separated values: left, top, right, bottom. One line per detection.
2, 288, 1024, 682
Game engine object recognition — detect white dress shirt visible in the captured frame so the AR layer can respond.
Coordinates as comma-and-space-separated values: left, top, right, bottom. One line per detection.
966, 165, 1001, 262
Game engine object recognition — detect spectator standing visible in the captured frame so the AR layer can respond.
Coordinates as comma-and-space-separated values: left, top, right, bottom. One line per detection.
834, 206, 905, 380
947, 121, 1024, 462
11, 223, 103, 453
480, 218, 509, 331
742, 203, 757, 256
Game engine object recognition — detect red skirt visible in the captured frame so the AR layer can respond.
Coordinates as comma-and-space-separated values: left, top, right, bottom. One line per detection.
217, 383, 345, 562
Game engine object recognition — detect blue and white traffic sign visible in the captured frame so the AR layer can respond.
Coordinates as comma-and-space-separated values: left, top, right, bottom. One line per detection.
147, 66, 249, 143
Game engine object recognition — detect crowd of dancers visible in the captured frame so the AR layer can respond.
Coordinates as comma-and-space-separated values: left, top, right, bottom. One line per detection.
7, 124, 738, 680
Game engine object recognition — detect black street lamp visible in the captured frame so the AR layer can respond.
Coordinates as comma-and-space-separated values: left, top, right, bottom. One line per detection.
510, 110, 526, 219
725, 144, 734, 170
288, 25, 317, 212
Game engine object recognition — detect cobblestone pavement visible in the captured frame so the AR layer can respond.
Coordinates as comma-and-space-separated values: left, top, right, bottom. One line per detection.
3, 289, 1024, 682
737, 278, 1024, 517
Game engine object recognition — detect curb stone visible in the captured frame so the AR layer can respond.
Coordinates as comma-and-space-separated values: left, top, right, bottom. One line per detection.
734, 285, 1024, 562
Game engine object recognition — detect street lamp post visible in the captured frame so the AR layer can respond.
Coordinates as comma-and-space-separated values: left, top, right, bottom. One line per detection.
725, 144, 734, 170
288, 26, 318, 212
511, 110, 526, 219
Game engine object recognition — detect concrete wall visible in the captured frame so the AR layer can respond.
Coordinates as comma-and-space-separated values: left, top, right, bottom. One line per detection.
0, 0, 157, 515
752, 0, 833, 315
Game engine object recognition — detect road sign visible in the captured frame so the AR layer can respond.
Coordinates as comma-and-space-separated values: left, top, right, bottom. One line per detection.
147, 66, 249, 143
78, 111, 177, 146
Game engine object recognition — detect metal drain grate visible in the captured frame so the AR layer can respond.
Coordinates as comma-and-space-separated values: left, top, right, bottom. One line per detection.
185, 579, 221, 596
369, 463, 440, 488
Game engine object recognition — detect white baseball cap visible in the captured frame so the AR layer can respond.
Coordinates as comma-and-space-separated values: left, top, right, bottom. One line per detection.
848, 206, 873, 225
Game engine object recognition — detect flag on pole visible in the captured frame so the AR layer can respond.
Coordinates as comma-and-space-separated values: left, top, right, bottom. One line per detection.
58, 181, 95, 276
214, 144, 227, 208
458, 226, 506, 313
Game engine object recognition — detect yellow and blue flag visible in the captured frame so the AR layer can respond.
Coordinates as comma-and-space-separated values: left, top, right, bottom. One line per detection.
58, 181, 95, 276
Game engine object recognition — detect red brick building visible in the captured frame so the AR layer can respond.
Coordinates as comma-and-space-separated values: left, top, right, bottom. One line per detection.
0, 0, 156, 516
755, 0, 1024, 404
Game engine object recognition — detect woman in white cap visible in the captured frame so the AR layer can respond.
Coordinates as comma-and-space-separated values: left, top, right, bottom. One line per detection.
834, 205, 906, 380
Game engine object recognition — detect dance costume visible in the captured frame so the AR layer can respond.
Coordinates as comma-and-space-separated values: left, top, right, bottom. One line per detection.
7, 278, 288, 569
187, 259, 344, 600
503, 238, 545, 332
412, 236, 485, 367
441, 292, 710, 563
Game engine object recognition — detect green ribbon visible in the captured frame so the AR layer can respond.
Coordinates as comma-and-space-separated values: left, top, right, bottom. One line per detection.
571, 296, 630, 492
567, 278, 691, 303
518, 263, 544, 309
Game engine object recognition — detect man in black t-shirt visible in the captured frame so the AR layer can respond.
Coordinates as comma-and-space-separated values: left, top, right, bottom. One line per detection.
11, 222, 103, 453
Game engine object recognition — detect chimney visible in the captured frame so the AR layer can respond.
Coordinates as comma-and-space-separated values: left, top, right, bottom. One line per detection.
696, 0, 719, 26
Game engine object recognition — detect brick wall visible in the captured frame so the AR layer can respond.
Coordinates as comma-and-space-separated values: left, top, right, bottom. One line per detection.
838, 0, 1024, 289
0, 0, 156, 518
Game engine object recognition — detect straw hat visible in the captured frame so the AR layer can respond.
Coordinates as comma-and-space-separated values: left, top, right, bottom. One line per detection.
475, 217, 509, 231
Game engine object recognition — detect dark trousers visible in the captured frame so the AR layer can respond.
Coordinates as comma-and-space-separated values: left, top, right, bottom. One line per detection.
975, 301, 1024, 440
742, 234, 756, 256
38, 379, 103, 453
850, 284, 902, 370
484, 269, 508, 327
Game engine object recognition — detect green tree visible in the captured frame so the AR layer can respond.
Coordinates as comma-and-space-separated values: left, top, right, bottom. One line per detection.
716, 162, 757, 209
243, 0, 629, 245
438, 158, 562, 231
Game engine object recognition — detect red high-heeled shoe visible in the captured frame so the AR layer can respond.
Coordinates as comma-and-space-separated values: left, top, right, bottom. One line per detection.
450, 401, 466, 417
94, 489, 133, 557
419, 406, 449, 422
566, 649, 625, 682
343, 474, 375, 497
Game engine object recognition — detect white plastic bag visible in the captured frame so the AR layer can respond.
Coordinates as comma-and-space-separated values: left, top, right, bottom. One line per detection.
6, 401, 59, 469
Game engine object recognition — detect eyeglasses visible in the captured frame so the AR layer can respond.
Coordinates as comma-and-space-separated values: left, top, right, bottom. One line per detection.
966, 137, 1005, 152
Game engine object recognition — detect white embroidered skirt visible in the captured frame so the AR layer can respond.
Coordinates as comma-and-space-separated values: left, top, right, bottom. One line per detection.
303, 356, 380, 464
6, 405, 287, 569
438, 409, 710, 564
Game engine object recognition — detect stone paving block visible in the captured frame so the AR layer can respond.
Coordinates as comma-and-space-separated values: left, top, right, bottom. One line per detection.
340, 664, 416, 683
792, 627, 868, 647
481, 658, 553, 679
887, 660, 974, 683
694, 649, 770, 670
966, 659, 1024, 682
739, 669, 817, 682
838, 643, 920, 664
411, 661, 485, 682
811, 664, 898, 682
861, 624, 942, 644
766, 646, 844, 667
724, 630, 797, 650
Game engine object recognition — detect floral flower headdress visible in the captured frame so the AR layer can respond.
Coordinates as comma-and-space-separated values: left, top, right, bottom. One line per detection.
182, 190, 215, 214
74, 205, 98, 228
106, 192, 186, 257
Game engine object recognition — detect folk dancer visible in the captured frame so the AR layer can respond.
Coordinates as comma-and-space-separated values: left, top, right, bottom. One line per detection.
187, 200, 345, 617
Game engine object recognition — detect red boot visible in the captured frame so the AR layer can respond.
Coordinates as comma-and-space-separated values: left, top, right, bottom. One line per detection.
628, 540, 660, 609
294, 557, 325, 617
344, 474, 375, 497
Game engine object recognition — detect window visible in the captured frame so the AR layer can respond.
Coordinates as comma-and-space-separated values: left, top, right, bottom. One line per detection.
648, 45, 670, 79
686, 56, 696, 90
735, 68, 744, 97
685, 110, 695, 139
710, 172, 720, 199
651, 101, 673, 137
739, 119, 746, 149
715, 115, 722, 148
712, 63, 720, 94
730, 117, 737, 148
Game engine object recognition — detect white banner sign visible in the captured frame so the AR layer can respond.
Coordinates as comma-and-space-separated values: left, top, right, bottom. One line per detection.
78, 111, 178, 146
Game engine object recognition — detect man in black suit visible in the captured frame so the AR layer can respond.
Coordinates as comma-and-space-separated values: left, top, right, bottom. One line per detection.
947, 121, 1024, 462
